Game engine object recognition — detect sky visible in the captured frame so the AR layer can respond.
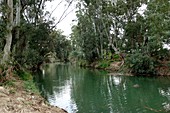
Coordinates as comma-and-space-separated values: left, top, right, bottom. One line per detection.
45, 0, 77, 36
45, 1, 170, 49
45, 1, 147, 36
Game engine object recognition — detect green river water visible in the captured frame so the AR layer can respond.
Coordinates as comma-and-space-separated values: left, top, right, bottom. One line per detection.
35, 63, 170, 113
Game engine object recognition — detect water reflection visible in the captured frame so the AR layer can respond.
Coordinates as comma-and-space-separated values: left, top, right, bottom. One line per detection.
35, 64, 170, 113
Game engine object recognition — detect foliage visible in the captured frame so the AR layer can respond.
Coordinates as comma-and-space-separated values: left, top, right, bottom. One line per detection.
52, 30, 71, 62
13, 22, 71, 68
126, 52, 156, 75
98, 60, 111, 69
0, 0, 170, 75
79, 60, 88, 67
69, 50, 84, 61
70, 0, 170, 75
16, 70, 32, 81
0, 20, 6, 51
13, 23, 45, 68
24, 80, 39, 94
113, 54, 120, 61
0, 0, 72, 68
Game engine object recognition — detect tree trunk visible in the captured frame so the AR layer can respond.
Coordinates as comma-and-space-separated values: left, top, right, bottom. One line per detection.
13, 0, 21, 53
92, 18, 100, 58
1, 0, 13, 64
15, 0, 21, 39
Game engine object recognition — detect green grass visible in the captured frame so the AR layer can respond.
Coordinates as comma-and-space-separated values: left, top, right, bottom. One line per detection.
98, 60, 111, 68
17, 70, 39, 94
16, 70, 33, 81
24, 80, 39, 94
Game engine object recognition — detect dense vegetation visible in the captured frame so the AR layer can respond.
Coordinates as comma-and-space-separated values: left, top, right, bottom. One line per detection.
0, 0, 71, 76
70, 0, 170, 75
0, 0, 170, 78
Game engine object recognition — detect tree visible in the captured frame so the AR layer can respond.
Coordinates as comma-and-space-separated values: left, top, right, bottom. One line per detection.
52, 30, 71, 62
1, 0, 13, 64
145, 0, 170, 59
71, 0, 170, 74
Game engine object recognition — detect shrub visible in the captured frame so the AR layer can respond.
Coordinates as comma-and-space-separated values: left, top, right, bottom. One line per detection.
99, 60, 110, 68
17, 70, 32, 81
113, 54, 120, 60
126, 52, 156, 75
24, 80, 39, 94
79, 60, 88, 67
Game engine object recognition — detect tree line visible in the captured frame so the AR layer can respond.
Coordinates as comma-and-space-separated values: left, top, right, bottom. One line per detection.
0, 0, 170, 75
0, 0, 71, 71
70, 0, 170, 75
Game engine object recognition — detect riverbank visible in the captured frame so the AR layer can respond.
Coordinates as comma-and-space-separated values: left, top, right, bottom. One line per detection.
78, 59, 170, 76
78, 59, 132, 75
0, 74, 67, 113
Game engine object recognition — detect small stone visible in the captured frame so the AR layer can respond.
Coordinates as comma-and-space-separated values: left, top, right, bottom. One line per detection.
133, 84, 140, 88
32, 96, 35, 99
17, 97, 25, 102
0, 87, 5, 90
0, 92, 8, 97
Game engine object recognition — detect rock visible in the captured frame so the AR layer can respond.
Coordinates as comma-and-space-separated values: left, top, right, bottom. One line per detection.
16, 97, 25, 102
0, 92, 8, 97
0, 87, 5, 91
0, 87, 9, 95
0, 87, 9, 97
133, 84, 140, 88
109, 62, 122, 71
0, 97, 10, 106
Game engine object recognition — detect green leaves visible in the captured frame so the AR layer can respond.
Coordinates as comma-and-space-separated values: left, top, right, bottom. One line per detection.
126, 52, 156, 75
53, 30, 71, 62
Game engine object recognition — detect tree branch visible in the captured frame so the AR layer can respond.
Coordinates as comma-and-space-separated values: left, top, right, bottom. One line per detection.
51, 0, 74, 29
48, 0, 63, 21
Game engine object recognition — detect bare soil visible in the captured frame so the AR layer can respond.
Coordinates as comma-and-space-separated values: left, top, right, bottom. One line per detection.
0, 80, 67, 113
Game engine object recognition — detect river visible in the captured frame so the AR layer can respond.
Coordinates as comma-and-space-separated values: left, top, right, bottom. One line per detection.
35, 63, 170, 113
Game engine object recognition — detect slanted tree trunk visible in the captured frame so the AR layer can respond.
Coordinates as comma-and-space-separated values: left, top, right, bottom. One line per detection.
1, 0, 13, 64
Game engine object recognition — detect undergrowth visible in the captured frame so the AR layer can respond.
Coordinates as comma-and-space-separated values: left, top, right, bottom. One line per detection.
24, 80, 39, 94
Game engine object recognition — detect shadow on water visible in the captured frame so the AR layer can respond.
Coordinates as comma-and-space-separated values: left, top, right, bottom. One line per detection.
35, 63, 170, 113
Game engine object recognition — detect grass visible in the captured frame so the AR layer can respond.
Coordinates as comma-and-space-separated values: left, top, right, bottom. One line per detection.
98, 60, 111, 68
24, 80, 39, 94
16, 70, 33, 81
2, 71, 39, 94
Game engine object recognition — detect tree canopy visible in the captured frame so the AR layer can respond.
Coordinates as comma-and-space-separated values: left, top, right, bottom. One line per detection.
0, 0, 169, 75
0, 0, 71, 70
70, 0, 170, 75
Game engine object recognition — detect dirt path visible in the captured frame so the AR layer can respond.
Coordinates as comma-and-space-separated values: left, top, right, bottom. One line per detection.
0, 81, 67, 113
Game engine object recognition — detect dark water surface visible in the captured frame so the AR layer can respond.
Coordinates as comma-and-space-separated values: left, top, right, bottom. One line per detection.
35, 64, 170, 113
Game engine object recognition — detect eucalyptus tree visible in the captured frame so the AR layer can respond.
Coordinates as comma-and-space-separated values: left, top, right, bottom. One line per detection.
0, 0, 6, 52
72, 0, 170, 74
125, 0, 170, 74
144, 0, 170, 59
72, 0, 114, 61
52, 30, 71, 62
0, 0, 54, 65
1, 0, 13, 64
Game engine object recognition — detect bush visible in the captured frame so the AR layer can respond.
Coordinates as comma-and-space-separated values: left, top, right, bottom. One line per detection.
126, 52, 156, 75
24, 80, 39, 94
79, 60, 88, 67
99, 60, 110, 68
113, 54, 120, 60
17, 70, 32, 81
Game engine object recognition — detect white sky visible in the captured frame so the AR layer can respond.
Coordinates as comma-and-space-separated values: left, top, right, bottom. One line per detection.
45, 1, 147, 36
45, 1, 170, 49
45, 0, 77, 36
